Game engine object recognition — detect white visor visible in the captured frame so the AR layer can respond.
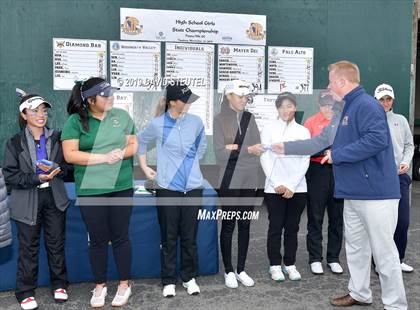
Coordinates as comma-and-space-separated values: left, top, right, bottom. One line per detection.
224, 80, 252, 96
19, 96, 51, 112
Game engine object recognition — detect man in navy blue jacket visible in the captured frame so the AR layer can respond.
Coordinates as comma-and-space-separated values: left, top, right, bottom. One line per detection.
273, 61, 407, 310
322, 61, 406, 309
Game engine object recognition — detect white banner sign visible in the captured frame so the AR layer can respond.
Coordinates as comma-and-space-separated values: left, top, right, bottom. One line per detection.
246, 95, 278, 132
53, 38, 106, 90
268, 46, 314, 94
165, 43, 214, 135
218, 45, 265, 93
120, 8, 266, 45
110, 41, 161, 91
113, 92, 134, 119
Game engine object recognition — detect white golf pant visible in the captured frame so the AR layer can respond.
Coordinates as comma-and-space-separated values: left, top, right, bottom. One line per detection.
344, 199, 407, 310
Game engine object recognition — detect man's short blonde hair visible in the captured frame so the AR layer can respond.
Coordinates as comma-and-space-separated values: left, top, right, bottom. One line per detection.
328, 61, 360, 84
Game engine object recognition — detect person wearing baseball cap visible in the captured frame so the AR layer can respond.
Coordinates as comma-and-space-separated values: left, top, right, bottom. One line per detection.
303, 90, 344, 276
152, 81, 200, 117
138, 81, 206, 298
214, 80, 263, 289
374, 83, 395, 103
165, 82, 200, 105
3, 89, 70, 310
61, 77, 138, 307
374, 83, 414, 273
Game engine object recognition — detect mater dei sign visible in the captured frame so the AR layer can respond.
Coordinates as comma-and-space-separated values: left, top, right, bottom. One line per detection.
120, 8, 267, 46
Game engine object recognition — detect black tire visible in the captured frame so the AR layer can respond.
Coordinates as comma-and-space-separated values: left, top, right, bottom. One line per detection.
413, 159, 420, 181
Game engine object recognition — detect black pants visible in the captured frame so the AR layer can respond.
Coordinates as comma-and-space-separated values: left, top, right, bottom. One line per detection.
79, 188, 133, 284
305, 162, 343, 264
394, 173, 412, 261
15, 188, 67, 302
219, 188, 256, 274
265, 192, 306, 266
155, 188, 202, 286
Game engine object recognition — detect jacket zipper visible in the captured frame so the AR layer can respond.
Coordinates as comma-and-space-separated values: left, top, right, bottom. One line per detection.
362, 164, 374, 191
282, 121, 289, 136
268, 121, 290, 188
237, 113, 242, 136
177, 118, 187, 194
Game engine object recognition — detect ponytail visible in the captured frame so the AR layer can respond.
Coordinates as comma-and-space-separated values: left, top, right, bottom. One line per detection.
68, 81, 89, 131
220, 93, 230, 112
154, 96, 169, 117
218, 93, 237, 144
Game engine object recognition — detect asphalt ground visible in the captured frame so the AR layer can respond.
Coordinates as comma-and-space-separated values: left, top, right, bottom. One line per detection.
1, 183, 419, 310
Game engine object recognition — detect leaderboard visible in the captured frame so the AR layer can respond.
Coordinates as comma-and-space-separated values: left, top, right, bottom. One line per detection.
268, 46, 314, 94
52, 37, 315, 135
110, 41, 161, 91
53, 38, 106, 90
165, 43, 214, 135
218, 45, 265, 93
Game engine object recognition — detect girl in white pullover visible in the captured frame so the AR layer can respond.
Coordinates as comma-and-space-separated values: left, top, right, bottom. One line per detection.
260, 92, 310, 282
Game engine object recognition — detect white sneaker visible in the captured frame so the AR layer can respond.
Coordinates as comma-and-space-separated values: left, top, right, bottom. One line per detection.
282, 265, 301, 281
269, 265, 285, 282
235, 271, 255, 287
182, 278, 200, 295
310, 262, 324, 275
90, 286, 107, 308
401, 262, 414, 273
111, 285, 132, 307
54, 288, 68, 303
328, 262, 344, 274
162, 284, 176, 298
224, 272, 238, 288
20, 297, 38, 310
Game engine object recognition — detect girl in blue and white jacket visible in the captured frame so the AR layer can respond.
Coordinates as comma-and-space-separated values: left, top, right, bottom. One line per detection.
137, 82, 206, 298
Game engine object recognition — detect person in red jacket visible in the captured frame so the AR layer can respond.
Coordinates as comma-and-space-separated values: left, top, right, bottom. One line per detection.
304, 91, 344, 275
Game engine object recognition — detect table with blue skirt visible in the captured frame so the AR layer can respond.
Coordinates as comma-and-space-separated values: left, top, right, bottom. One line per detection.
0, 180, 219, 292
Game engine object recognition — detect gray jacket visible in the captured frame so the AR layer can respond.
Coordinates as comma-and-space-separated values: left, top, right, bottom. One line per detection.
0, 169, 12, 247
386, 110, 414, 167
2, 127, 70, 225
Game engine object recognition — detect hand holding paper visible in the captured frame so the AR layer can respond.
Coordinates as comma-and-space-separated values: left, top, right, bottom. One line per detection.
248, 143, 264, 156
38, 166, 61, 182
36, 159, 59, 172
271, 143, 285, 155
